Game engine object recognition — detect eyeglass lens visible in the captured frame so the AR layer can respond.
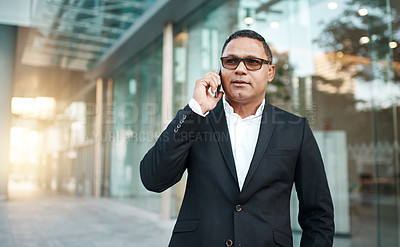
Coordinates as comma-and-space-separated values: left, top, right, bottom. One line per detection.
221, 57, 266, 70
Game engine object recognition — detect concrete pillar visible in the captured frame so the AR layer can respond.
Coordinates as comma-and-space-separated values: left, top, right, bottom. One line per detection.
94, 78, 103, 197
161, 22, 173, 219
0, 24, 17, 201
102, 78, 113, 196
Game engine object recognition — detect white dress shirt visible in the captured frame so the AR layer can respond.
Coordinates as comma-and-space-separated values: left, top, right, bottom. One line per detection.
189, 97, 264, 191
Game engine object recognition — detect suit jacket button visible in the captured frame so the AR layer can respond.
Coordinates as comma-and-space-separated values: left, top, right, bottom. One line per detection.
225, 239, 233, 246
235, 204, 242, 212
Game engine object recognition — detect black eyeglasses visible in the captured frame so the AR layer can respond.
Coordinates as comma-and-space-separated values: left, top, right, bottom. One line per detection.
220, 56, 271, 71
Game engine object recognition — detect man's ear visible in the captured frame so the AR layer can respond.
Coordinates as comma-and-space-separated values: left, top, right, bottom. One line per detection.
267, 64, 275, 82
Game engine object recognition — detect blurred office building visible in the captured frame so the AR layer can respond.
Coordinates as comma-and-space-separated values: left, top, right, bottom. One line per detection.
0, 0, 399, 246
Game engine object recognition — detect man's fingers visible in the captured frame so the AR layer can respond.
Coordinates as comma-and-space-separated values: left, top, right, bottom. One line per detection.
200, 72, 220, 94
200, 79, 210, 88
193, 70, 223, 114
210, 72, 221, 94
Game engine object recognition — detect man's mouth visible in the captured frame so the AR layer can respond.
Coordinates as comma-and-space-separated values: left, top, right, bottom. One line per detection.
232, 80, 249, 85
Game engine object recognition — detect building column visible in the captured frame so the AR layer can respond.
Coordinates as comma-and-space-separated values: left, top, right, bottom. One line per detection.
94, 78, 103, 197
0, 24, 17, 201
161, 22, 173, 219
102, 78, 113, 196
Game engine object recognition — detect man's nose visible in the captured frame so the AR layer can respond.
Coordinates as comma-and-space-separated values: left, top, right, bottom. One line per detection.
235, 60, 247, 73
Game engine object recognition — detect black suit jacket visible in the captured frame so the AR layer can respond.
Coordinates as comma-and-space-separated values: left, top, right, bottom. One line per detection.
140, 101, 334, 247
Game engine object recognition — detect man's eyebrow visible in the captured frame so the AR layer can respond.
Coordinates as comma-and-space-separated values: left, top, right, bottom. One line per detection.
223, 54, 268, 59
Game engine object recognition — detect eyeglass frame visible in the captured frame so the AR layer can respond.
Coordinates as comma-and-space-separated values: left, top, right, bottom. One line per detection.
220, 56, 272, 71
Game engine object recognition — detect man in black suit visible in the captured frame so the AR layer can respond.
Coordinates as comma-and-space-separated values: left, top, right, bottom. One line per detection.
140, 29, 334, 247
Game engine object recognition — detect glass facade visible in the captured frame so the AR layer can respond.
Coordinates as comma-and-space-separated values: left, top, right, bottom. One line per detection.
108, 0, 399, 245
110, 40, 163, 213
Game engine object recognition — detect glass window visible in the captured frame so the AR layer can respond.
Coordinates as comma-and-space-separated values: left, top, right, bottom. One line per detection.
110, 39, 163, 214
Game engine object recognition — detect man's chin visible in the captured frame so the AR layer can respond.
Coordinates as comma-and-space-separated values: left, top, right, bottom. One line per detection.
225, 93, 251, 103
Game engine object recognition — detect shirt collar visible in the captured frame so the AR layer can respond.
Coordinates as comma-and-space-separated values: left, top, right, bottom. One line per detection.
223, 95, 265, 120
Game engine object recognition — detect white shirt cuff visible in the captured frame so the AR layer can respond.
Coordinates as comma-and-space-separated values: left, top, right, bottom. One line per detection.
189, 98, 209, 117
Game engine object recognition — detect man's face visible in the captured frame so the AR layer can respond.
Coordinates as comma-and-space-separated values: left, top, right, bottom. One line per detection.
221, 37, 275, 106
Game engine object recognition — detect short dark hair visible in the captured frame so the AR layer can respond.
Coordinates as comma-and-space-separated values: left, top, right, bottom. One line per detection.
221, 29, 273, 62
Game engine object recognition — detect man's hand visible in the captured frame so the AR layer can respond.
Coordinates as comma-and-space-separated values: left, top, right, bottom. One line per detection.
193, 71, 224, 115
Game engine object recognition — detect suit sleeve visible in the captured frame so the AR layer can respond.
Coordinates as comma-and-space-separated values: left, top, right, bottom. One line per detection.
295, 119, 335, 247
140, 105, 205, 193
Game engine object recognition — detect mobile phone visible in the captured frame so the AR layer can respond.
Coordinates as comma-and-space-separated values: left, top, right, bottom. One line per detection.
215, 68, 221, 98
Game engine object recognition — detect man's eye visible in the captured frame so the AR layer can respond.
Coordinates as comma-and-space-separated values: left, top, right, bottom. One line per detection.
247, 59, 261, 65
226, 59, 238, 64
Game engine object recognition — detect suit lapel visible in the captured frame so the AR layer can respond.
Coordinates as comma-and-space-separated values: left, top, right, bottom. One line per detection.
208, 101, 238, 185
242, 103, 276, 190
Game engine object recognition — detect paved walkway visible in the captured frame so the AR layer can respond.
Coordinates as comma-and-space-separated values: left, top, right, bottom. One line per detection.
0, 184, 384, 247
0, 189, 174, 247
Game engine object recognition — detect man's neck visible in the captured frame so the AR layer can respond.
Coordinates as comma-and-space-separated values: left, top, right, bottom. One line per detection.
225, 97, 265, 119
